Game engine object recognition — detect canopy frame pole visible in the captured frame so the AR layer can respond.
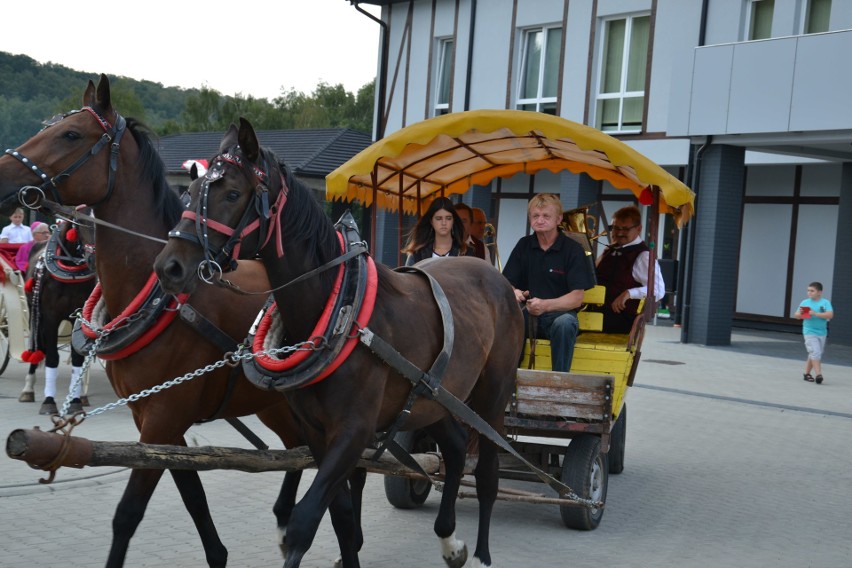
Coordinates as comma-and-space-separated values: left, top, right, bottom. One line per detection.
644, 186, 660, 322
370, 166, 379, 257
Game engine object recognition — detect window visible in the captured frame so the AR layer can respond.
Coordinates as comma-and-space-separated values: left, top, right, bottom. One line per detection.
595, 14, 650, 133
804, 0, 831, 34
516, 26, 562, 115
434, 38, 454, 116
747, 0, 774, 40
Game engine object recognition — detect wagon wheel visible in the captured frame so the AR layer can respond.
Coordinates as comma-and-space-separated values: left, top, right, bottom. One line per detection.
0, 296, 11, 376
560, 434, 608, 530
607, 403, 627, 474
383, 430, 436, 509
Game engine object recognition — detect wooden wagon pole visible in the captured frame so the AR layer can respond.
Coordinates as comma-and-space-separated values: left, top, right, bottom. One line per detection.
643, 185, 660, 322
6, 428, 441, 478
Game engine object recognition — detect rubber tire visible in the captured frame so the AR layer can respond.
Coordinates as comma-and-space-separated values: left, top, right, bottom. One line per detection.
383, 430, 435, 509
608, 404, 627, 474
560, 435, 608, 530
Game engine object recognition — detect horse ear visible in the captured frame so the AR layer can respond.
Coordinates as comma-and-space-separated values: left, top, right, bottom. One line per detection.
83, 80, 97, 107
237, 117, 260, 162
95, 74, 113, 114
220, 123, 239, 153
190, 163, 200, 181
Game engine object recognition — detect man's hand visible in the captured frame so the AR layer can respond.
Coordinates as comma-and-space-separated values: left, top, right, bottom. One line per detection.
610, 290, 631, 313
526, 297, 549, 316
513, 288, 529, 305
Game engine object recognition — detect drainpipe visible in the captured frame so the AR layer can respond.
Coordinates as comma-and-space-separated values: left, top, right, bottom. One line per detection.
679, 136, 711, 344
464, 0, 477, 111
353, 1, 389, 139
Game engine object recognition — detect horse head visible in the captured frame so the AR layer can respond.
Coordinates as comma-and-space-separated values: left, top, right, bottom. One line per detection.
155, 117, 288, 295
0, 74, 128, 214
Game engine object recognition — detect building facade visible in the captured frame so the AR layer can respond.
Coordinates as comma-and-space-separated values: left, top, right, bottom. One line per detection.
355, 0, 850, 346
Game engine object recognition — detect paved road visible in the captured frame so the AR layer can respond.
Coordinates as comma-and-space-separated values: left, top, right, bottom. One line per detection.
1, 325, 851, 567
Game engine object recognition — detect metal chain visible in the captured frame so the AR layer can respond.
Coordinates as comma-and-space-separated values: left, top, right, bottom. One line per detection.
61, 311, 314, 419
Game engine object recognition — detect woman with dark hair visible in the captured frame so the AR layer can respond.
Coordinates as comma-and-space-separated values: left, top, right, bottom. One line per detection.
402, 196, 472, 266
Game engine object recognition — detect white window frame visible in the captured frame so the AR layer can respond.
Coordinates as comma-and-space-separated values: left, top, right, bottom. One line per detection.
594, 13, 650, 134
515, 25, 562, 115
434, 38, 454, 116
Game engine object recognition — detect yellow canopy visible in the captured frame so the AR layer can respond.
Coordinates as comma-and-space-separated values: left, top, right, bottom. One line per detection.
326, 109, 694, 226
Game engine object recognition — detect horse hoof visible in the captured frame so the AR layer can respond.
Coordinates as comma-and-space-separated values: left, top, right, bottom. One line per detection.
80, 396, 90, 406
39, 401, 58, 415
19, 392, 35, 403
443, 545, 468, 568
67, 401, 84, 414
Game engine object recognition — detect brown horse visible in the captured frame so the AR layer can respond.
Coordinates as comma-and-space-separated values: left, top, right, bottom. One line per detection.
0, 76, 363, 567
154, 117, 525, 568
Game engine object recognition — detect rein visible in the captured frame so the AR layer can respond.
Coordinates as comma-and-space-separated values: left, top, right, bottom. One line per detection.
5, 107, 126, 209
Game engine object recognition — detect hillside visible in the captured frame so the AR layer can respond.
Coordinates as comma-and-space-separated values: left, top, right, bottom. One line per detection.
0, 51, 198, 147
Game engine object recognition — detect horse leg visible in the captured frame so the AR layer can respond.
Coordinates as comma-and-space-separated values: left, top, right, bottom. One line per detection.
170, 468, 229, 567
106, 468, 166, 567
38, 326, 62, 414
283, 435, 369, 568
468, 433, 500, 568
18, 362, 38, 402
424, 417, 469, 568
273, 470, 303, 556
70, 343, 89, 405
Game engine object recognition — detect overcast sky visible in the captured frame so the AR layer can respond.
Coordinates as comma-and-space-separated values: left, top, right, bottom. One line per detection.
0, 0, 382, 100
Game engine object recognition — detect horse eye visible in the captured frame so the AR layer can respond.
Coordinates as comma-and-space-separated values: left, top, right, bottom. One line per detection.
226, 190, 241, 202
63, 130, 82, 141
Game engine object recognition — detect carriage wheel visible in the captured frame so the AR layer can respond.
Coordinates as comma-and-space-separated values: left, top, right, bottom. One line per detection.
383, 430, 435, 509
0, 299, 10, 376
560, 435, 608, 530
608, 404, 627, 474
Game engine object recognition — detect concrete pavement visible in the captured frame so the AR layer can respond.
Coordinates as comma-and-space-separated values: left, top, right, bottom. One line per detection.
1, 324, 851, 567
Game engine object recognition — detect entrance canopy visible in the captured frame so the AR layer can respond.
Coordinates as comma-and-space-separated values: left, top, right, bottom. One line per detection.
326, 110, 694, 226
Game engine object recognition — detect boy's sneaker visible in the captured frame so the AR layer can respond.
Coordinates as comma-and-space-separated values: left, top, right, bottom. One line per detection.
657, 308, 671, 319
803, 373, 815, 382
815, 375, 824, 384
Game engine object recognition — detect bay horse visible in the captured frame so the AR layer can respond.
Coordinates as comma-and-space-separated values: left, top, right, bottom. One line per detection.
0, 76, 363, 567
20, 219, 97, 415
154, 117, 525, 568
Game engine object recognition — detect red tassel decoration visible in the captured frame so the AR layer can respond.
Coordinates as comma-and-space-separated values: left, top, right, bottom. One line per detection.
66, 227, 78, 242
25, 278, 34, 293
638, 187, 654, 206
28, 350, 45, 364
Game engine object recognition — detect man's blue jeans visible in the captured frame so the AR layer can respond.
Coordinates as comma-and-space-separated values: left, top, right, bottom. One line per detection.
526, 311, 579, 372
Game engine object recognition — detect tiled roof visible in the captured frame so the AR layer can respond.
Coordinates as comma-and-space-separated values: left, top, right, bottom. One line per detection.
155, 128, 373, 179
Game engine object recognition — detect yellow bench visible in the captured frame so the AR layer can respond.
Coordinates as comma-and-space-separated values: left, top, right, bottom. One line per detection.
518, 285, 643, 420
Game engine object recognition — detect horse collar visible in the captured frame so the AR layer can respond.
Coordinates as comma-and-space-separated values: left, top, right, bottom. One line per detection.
43, 230, 96, 283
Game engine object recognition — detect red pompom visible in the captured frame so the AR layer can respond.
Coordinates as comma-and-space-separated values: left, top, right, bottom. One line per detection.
66, 227, 78, 242
28, 350, 45, 364
638, 187, 654, 206
25, 278, 34, 293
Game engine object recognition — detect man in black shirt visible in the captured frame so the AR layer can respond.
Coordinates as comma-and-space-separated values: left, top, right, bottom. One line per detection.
502, 194, 596, 372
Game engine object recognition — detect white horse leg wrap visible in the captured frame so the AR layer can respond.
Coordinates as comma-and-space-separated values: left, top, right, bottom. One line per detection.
440, 532, 466, 563
70, 366, 83, 398
44, 366, 58, 398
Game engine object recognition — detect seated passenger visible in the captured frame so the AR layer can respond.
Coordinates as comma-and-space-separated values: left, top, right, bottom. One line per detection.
402, 197, 473, 266
15, 221, 50, 272
595, 205, 665, 333
502, 193, 596, 372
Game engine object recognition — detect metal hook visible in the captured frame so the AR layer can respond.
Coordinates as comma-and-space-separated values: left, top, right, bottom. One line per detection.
18, 185, 46, 209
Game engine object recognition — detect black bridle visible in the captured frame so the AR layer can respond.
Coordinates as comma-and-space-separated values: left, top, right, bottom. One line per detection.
167, 149, 288, 283
4, 107, 127, 210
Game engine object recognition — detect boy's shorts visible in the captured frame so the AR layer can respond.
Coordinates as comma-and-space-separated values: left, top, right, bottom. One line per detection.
804, 334, 827, 361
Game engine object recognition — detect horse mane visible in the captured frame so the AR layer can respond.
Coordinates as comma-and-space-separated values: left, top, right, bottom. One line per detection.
259, 147, 340, 290
125, 117, 185, 228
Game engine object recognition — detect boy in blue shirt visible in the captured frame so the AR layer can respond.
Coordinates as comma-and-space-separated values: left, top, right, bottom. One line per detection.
793, 282, 834, 384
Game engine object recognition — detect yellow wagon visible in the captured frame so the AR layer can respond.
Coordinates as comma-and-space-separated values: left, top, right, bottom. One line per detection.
327, 109, 694, 530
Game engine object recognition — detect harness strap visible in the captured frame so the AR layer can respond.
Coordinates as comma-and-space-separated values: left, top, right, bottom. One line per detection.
174, 303, 273, 450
